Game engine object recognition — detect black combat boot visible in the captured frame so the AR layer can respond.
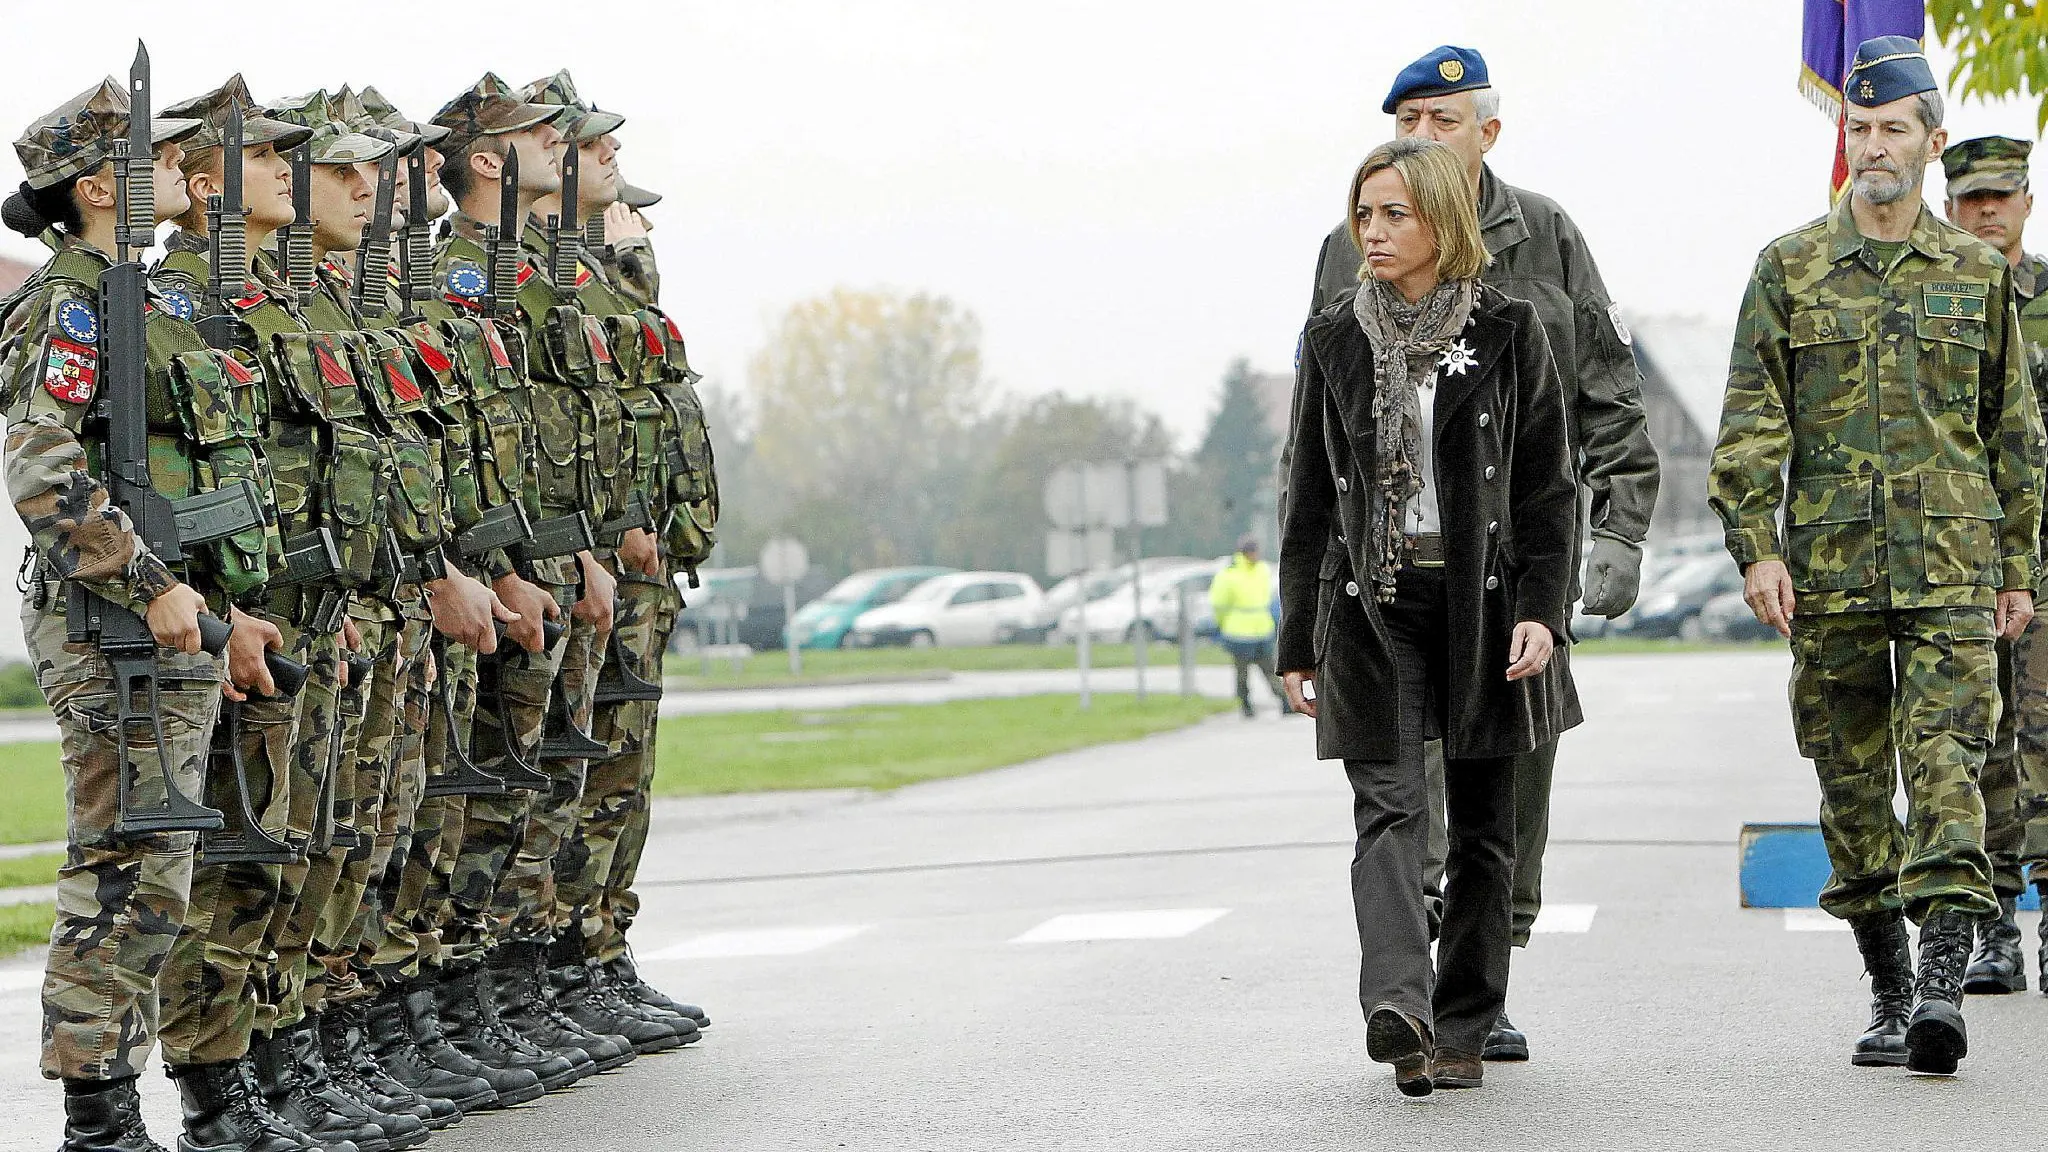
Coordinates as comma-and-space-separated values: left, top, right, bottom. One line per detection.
1905, 909, 1973, 1074
321, 1002, 452, 1131
549, 956, 686, 1054
1963, 897, 2028, 993
249, 1027, 388, 1152
368, 987, 497, 1115
587, 961, 701, 1046
603, 953, 711, 1029
402, 974, 546, 1108
166, 1060, 314, 1152
489, 942, 634, 1072
1481, 1010, 1527, 1062
59, 1076, 169, 1152
434, 963, 590, 1092
1848, 911, 1913, 1066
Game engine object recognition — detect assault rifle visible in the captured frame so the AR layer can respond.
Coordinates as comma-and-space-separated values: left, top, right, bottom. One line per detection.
351, 149, 398, 321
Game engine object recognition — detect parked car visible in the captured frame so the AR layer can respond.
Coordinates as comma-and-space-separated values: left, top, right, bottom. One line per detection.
846, 571, 1045, 647
1055, 559, 1226, 644
784, 566, 956, 649
1694, 589, 1781, 643
673, 567, 837, 652
1016, 558, 1202, 643
1619, 555, 1745, 639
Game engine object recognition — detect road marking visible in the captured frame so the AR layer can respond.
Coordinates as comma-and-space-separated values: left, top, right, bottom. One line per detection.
1531, 904, 1598, 933
1011, 908, 1230, 943
1783, 909, 1850, 932
640, 925, 871, 960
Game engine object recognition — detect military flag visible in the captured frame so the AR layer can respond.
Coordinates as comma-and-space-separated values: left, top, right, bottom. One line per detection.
1801, 0, 1927, 194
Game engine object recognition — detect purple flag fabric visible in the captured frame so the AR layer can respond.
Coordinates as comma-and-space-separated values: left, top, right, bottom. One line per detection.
1801, 0, 1927, 118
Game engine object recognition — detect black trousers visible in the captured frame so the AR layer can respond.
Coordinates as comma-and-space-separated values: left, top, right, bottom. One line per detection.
1343, 565, 1516, 1056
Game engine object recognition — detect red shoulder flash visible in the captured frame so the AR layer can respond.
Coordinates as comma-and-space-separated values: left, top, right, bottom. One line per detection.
411, 335, 454, 374
640, 319, 665, 357
219, 354, 256, 385
479, 323, 513, 370
385, 353, 424, 403
574, 266, 592, 287
312, 339, 355, 389
443, 292, 482, 311
661, 314, 682, 343
43, 337, 98, 404
515, 264, 535, 288
233, 284, 267, 311
584, 321, 612, 366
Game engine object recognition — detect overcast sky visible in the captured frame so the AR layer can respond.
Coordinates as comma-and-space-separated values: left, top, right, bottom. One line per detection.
0, 2, 2038, 655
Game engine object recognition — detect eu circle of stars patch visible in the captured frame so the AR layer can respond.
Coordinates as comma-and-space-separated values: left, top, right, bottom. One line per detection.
54, 299, 99, 344
447, 265, 487, 299
158, 289, 196, 323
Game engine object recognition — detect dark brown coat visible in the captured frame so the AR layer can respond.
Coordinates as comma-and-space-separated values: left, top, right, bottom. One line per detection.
1277, 283, 1582, 762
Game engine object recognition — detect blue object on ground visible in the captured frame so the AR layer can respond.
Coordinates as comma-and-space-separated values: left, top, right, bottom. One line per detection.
1739, 822, 2040, 910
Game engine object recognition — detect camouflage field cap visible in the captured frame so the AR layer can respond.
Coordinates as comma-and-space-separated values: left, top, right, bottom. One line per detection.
14, 77, 202, 190
352, 84, 450, 149
164, 75, 313, 155
1943, 136, 2032, 198
266, 89, 393, 165
520, 70, 625, 142
619, 180, 661, 209
432, 72, 564, 154
329, 86, 419, 156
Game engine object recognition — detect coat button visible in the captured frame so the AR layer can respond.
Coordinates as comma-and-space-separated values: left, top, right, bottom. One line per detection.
1478, 412, 1491, 427
1485, 575, 1500, 590
1487, 521, 1499, 535
1484, 466, 1497, 481
1336, 534, 1346, 544
1344, 580, 1360, 597
1336, 476, 1349, 493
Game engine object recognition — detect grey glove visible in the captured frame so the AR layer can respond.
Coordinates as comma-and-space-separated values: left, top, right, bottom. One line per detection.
1580, 530, 1644, 617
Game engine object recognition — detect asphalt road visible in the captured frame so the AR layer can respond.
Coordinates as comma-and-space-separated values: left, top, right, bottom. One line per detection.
0, 648, 2043, 1150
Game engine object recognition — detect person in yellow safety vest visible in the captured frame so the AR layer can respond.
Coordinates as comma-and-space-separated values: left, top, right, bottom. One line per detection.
1210, 536, 1291, 718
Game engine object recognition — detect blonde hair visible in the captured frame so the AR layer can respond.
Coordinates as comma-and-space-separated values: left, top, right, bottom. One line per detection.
1347, 138, 1488, 283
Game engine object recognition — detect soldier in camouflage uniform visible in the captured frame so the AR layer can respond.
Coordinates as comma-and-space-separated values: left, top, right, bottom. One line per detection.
426, 72, 631, 1083
1, 75, 293, 1152
1942, 135, 2048, 996
151, 78, 429, 1152
516, 70, 702, 1053
1710, 39, 2044, 1077
1302, 45, 1659, 1062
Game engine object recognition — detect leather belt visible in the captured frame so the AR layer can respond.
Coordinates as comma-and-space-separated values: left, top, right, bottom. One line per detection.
1405, 533, 1446, 567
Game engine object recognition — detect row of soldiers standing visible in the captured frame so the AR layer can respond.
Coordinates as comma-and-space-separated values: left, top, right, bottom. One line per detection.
1, 46, 719, 1152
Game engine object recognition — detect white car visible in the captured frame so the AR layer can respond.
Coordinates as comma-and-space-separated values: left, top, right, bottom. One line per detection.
846, 571, 1045, 647
1054, 560, 1225, 644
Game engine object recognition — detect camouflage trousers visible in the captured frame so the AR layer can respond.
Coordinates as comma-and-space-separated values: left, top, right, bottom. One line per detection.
353, 611, 436, 992
1989, 618, 2048, 896
411, 643, 480, 970
1790, 608, 1999, 923
594, 583, 680, 962
242, 605, 346, 1038
159, 607, 334, 1065
441, 577, 575, 955
304, 601, 430, 1014
554, 571, 665, 956
25, 598, 214, 1081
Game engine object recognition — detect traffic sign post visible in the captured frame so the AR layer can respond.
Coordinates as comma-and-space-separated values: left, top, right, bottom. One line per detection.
1042, 459, 1171, 710
760, 538, 810, 676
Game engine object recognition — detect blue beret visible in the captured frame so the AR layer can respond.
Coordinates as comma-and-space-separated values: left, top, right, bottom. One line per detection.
1383, 46, 1489, 115
1846, 36, 1936, 108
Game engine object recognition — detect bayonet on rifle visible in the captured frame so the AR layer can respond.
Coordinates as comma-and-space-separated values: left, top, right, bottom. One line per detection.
548, 138, 579, 287
282, 143, 315, 306
484, 145, 519, 319
398, 148, 432, 323
353, 151, 398, 320
197, 104, 246, 349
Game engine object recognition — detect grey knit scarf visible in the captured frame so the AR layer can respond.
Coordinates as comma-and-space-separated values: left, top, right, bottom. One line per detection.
1351, 276, 1476, 602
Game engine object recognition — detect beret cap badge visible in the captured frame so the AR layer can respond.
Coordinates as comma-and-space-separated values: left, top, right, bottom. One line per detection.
1438, 60, 1465, 83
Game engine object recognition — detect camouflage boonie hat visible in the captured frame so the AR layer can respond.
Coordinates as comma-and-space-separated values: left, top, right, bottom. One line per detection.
265, 90, 393, 165
328, 86, 418, 155
350, 85, 448, 149
1944, 136, 2032, 198
164, 75, 312, 155
432, 72, 563, 154
14, 77, 202, 190
520, 70, 625, 142
620, 180, 661, 209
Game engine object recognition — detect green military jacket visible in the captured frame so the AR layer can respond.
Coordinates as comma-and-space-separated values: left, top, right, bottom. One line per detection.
1710, 196, 2045, 614
1309, 164, 1659, 547
2016, 253, 2048, 370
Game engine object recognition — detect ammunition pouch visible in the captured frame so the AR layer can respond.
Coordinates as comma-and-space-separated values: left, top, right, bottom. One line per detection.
166, 347, 283, 599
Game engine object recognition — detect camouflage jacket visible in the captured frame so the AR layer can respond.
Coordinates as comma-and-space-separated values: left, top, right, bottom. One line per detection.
1709, 196, 2045, 613
2016, 253, 2048, 375
596, 235, 658, 309
1309, 164, 1659, 546
0, 242, 178, 613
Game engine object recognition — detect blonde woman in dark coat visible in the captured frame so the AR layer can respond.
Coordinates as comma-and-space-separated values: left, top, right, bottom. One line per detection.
1278, 138, 1579, 1097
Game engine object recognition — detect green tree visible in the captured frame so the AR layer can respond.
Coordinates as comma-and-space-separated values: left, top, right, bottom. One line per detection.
1930, 2, 2048, 129
1178, 358, 1279, 556
746, 288, 986, 577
